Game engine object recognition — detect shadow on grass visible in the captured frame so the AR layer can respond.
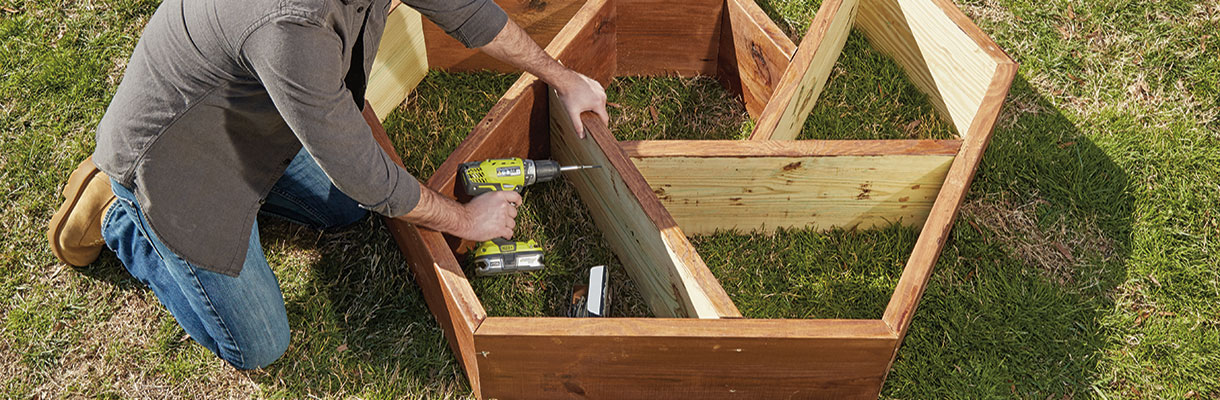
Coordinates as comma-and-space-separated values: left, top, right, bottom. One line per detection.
882, 76, 1134, 398
253, 217, 470, 397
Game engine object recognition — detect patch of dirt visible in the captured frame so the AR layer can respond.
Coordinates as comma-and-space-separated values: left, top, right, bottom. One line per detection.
961, 196, 1116, 285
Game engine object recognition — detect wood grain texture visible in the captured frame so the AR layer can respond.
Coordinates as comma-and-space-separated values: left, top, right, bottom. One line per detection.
854, 0, 1002, 138
615, 0, 725, 76
362, 103, 487, 392
474, 317, 898, 399
422, 0, 585, 71
368, 5, 427, 120
425, 0, 616, 259
750, 0, 858, 141
883, 63, 1015, 342
714, 4, 743, 98
726, 0, 798, 118
423, 0, 619, 196
551, 94, 740, 318
631, 153, 954, 235
621, 139, 961, 158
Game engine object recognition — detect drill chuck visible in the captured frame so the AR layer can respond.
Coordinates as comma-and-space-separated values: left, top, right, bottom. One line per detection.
530, 159, 562, 184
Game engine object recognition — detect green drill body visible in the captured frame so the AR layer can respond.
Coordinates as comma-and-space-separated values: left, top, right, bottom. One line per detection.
457, 158, 599, 276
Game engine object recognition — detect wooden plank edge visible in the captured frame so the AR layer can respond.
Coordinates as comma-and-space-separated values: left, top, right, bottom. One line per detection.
476, 317, 897, 339
930, 0, 1015, 66
474, 316, 897, 399
621, 139, 962, 158
724, 0, 798, 118
880, 61, 1017, 354
580, 110, 740, 318
551, 100, 742, 318
367, 4, 427, 120
748, 0, 859, 141
361, 102, 487, 392
714, 0, 742, 98
424, 0, 618, 196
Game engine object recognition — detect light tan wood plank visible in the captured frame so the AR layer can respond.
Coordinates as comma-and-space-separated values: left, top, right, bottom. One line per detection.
474, 317, 897, 399
621, 139, 961, 158
855, 0, 1002, 138
750, 0, 859, 141
368, 5, 427, 120
726, 0, 797, 118
632, 152, 954, 235
550, 90, 740, 319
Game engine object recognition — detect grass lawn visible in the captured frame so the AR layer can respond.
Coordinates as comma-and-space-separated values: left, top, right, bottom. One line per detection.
3, 0, 1218, 398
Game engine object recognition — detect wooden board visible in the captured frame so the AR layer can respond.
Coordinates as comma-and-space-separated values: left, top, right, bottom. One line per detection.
883, 62, 1016, 344
424, 0, 617, 260
624, 140, 958, 234
615, 0, 726, 76
362, 103, 488, 392
424, 0, 618, 197
854, 0, 1004, 138
368, 5, 428, 120
714, 4, 743, 98
750, 0, 859, 141
621, 138, 961, 158
724, 0, 798, 118
422, 0, 586, 72
474, 317, 898, 399
551, 95, 740, 318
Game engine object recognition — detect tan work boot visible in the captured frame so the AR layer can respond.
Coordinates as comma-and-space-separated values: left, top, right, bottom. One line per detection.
47, 156, 116, 266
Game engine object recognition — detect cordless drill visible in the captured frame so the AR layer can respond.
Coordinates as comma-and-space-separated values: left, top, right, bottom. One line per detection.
458, 158, 599, 276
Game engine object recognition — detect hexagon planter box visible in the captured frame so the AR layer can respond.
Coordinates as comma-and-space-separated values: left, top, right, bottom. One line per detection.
360, 0, 1016, 398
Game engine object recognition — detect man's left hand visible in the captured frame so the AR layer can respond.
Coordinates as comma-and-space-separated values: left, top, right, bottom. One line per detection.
554, 71, 608, 139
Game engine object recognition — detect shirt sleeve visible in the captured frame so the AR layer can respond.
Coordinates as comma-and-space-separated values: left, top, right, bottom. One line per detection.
404, 0, 508, 48
242, 17, 420, 217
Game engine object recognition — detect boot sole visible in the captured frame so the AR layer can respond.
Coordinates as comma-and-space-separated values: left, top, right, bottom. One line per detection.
47, 157, 104, 266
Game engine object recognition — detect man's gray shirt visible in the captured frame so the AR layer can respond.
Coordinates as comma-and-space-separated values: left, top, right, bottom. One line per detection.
94, 0, 507, 276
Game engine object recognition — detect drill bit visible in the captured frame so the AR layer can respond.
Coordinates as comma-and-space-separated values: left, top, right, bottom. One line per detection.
559, 164, 601, 172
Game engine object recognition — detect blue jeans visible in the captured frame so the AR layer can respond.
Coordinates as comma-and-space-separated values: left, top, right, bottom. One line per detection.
101, 149, 367, 369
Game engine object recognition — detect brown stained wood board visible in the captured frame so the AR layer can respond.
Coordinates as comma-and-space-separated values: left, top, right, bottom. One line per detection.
724, 0, 797, 118
366, 0, 1017, 398
615, 0, 726, 76
425, 0, 617, 258
474, 317, 897, 399
422, 0, 586, 72
714, 5, 743, 97
362, 103, 487, 391
750, 0, 859, 141
883, 62, 1017, 342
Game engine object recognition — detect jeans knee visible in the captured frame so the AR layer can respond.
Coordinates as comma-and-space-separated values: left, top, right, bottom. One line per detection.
226, 326, 290, 370
321, 207, 367, 230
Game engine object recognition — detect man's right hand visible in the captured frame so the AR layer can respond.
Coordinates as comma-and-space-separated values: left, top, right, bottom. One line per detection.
455, 191, 521, 241
401, 181, 521, 241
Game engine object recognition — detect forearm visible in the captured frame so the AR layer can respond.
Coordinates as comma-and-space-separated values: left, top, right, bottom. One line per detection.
478, 18, 608, 136
478, 19, 575, 88
401, 181, 470, 233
